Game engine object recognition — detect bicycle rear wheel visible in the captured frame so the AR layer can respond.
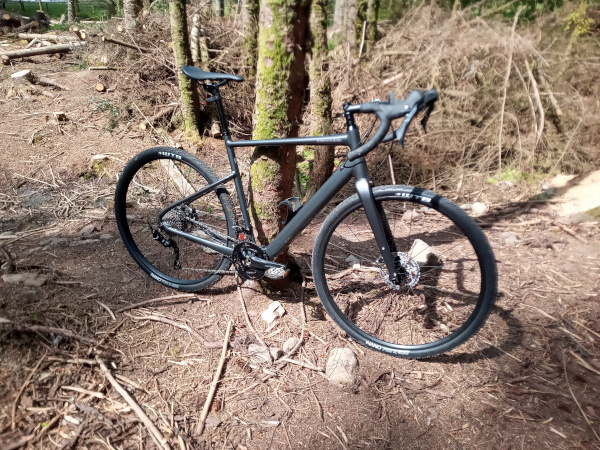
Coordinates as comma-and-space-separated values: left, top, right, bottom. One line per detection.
114, 147, 236, 291
312, 185, 497, 359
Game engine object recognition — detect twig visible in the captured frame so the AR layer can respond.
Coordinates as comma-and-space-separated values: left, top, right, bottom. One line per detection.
127, 313, 221, 348
523, 59, 544, 145
58, 419, 87, 450
563, 352, 600, 443
551, 221, 588, 244
237, 284, 271, 362
274, 276, 307, 365
12, 352, 47, 430
96, 301, 116, 321
1, 318, 98, 345
497, 7, 522, 172
197, 320, 233, 436
569, 351, 600, 376
96, 357, 171, 450
115, 293, 197, 313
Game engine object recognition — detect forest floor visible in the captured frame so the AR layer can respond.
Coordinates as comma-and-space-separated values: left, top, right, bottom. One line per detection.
1, 57, 600, 450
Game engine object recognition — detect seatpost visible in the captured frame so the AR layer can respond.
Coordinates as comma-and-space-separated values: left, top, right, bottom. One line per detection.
204, 83, 231, 137
343, 104, 361, 150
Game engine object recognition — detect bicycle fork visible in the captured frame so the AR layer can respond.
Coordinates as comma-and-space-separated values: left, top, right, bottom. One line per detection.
354, 177, 401, 285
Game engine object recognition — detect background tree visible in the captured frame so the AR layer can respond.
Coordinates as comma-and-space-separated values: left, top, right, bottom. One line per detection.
366, 0, 379, 51
307, 0, 333, 198
346, 0, 358, 56
249, 0, 310, 246
332, 0, 346, 43
169, 0, 202, 141
67, 0, 75, 21
213, 0, 224, 17
242, 0, 259, 78
123, 0, 139, 29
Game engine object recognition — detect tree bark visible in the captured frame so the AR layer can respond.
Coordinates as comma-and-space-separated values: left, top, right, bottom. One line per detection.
213, 0, 224, 17
249, 0, 310, 246
169, 0, 201, 141
346, 0, 357, 56
190, 13, 200, 65
307, 0, 333, 198
67, 0, 75, 22
366, 0, 378, 51
123, 0, 139, 29
242, 0, 259, 78
332, 0, 346, 43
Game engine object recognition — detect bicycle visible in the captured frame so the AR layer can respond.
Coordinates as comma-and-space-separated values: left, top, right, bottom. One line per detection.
114, 66, 498, 359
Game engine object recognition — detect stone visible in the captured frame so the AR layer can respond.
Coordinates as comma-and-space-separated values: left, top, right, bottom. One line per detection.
22, 246, 42, 256
72, 239, 100, 246
345, 255, 360, 268
80, 224, 97, 236
326, 348, 358, 386
248, 344, 271, 364
497, 180, 514, 191
22, 289, 38, 303
283, 337, 299, 354
471, 202, 488, 217
2, 273, 48, 287
459, 204, 472, 210
261, 301, 285, 324
99, 233, 114, 240
500, 231, 520, 246
402, 209, 420, 221
270, 348, 283, 360
204, 415, 221, 428
408, 239, 439, 266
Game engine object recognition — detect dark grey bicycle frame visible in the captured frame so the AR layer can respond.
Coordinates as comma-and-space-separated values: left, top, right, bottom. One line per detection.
160, 83, 401, 280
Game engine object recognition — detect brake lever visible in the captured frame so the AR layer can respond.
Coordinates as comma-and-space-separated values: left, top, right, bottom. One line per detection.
420, 103, 435, 133
393, 105, 418, 148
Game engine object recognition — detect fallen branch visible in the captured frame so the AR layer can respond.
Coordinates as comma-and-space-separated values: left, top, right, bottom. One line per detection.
115, 293, 197, 313
58, 418, 87, 450
15, 20, 39, 32
126, 313, 221, 348
551, 220, 588, 244
1, 317, 98, 345
10, 32, 77, 43
196, 320, 233, 436
96, 357, 171, 450
1, 41, 87, 63
101, 35, 150, 53
237, 284, 271, 362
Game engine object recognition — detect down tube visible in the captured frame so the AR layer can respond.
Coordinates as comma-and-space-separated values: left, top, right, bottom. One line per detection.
264, 164, 355, 259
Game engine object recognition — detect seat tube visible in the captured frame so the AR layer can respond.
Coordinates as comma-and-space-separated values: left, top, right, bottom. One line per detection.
353, 162, 399, 284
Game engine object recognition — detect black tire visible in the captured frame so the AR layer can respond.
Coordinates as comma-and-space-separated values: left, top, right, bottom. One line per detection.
115, 147, 236, 292
312, 185, 497, 359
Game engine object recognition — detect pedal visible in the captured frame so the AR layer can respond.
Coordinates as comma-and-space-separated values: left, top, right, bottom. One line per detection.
264, 266, 290, 280
277, 197, 302, 225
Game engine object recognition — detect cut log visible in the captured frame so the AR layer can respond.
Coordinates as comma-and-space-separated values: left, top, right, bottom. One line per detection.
10, 69, 69, 90
38, 75, 69, 90
15, 20, 38, 32
10, 69, 34, 81
11, 33, 77, 43
139, 105, 176, 129
25, 38, 39, 48
0, 41, 87, 63
95, 82, 106, 92
101, 35, 149, 53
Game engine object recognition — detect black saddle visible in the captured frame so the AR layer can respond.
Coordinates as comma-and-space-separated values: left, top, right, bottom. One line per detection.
182, 66, 244, 83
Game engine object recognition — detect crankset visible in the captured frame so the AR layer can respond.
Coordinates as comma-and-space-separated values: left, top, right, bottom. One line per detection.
231, 242, 289, 280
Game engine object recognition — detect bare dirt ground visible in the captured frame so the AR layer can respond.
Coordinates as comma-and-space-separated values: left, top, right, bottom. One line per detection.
2, 61, 600, 450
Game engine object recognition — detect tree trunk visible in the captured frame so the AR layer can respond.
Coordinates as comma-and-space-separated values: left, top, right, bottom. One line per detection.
67, 0, 75, 22
1, 41, 87, 63
242, 0, 259, 78
366, 0, 378, 51
249, 0, 310, 246
332, 0, 346, 43
169, 0, 201, 141
106, 0, 116, 18
213, 0, 224, 17
123, 0, 138, 28
307, 0, 333, 198
346, 0, 357, 56
190, 13, 200, 65
74, 0, 80, 17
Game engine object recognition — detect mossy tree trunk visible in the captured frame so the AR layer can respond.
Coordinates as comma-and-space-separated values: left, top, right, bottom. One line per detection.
213, 0, 224, 16
307, 0, 333, 198
366, 0, 378, 51
169, 0, 202, 142
249, 0, 310, 246
242, 0, 259, 78
106, 0, 116, 18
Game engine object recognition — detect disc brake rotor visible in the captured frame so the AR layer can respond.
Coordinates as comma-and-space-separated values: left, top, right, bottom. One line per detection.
376, 252, 420, 289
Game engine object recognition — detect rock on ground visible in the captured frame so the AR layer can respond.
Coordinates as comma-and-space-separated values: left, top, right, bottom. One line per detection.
326, 348, 358, 386
2, 273, 48, 287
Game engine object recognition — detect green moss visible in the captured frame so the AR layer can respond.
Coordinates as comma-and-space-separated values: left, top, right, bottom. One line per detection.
250, 156, 281, 192
586, 206, 600, 220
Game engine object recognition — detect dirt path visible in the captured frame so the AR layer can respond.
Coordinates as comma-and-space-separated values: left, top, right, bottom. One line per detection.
2, 66, 600, 450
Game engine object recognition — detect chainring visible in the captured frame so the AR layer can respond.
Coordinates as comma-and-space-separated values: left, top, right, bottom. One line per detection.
231, 242, 267, 280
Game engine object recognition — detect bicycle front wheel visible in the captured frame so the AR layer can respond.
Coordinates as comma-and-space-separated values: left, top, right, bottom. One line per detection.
115, 147, 236, 292
312, 185, 497, 359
